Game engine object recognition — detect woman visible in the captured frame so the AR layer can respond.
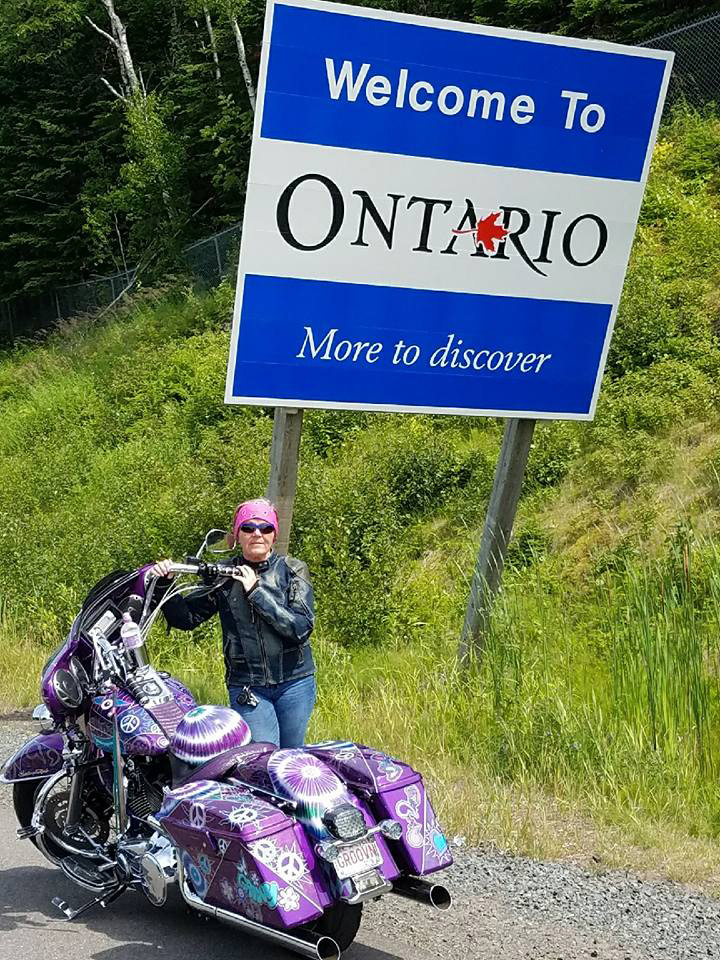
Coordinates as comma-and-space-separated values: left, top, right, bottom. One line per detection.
150, 498, 316, 748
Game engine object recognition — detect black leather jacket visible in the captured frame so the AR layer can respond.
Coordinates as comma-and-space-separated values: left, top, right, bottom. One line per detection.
160, 552, 315, 687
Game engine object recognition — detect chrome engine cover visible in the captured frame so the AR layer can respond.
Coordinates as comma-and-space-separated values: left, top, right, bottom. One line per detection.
116, 832, 177, 906
140, 833, 177, 906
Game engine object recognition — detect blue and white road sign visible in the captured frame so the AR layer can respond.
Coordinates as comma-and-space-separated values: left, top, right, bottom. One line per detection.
225, 0, 673, 419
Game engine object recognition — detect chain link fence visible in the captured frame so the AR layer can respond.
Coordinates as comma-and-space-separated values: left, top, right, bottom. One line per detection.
183, 222, 242, 288
0, 222, 241, 347
641, 13, 720, 106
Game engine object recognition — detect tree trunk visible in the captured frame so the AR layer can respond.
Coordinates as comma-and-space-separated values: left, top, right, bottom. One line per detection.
101, 0, 139, 96
204, 7, 223, 92
230, 17, 256, 111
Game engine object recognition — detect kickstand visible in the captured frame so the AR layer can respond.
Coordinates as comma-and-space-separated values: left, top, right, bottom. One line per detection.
52, 885, 127, 921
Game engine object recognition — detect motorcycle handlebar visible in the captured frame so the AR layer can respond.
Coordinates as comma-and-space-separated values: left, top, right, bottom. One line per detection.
167, 561, 204, 575
164, 559, 241, 578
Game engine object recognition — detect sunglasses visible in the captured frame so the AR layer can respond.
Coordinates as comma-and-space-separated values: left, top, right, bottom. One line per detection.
238, 522, 275, 534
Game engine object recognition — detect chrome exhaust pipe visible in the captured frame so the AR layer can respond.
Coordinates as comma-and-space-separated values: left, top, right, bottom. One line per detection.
390, 876, 452, 910
178, 861, 341, 960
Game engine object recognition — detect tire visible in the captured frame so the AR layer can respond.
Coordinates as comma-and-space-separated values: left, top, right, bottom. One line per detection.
13, 777, 111, 865
13, 780, 65, 864
308, 902, 363, 952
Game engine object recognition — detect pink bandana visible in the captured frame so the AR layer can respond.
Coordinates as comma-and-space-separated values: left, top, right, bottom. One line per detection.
232, 499, 279, 542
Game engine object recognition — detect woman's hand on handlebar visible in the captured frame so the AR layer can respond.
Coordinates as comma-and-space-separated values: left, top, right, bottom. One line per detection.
149, 559, 175, 580
232, 565, 258, 593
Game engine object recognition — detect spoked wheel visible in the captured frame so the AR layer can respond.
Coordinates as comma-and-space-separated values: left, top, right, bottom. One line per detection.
13, 779, 112, 865
304, 902, 363, 953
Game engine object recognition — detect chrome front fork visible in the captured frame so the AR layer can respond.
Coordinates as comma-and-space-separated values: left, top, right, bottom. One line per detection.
64, 764, 87, 833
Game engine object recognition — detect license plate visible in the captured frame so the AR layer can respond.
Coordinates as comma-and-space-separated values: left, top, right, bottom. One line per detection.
334, 839, 383, 880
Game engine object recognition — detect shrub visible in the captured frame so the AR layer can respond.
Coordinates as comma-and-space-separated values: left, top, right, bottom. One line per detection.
526, 421, 581, 489
302, 409, 373, 457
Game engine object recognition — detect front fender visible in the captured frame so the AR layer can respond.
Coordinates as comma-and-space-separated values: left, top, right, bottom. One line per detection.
0, 731, 65, 783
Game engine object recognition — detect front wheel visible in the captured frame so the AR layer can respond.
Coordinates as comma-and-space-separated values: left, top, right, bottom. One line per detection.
306, 902, 363, 952
13, 777, 111, 865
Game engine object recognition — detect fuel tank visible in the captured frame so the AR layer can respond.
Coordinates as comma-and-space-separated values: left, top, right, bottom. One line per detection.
89, 675, 196, 756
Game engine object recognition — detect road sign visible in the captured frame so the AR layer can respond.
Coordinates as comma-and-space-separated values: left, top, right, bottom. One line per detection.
225, 0, 672, 419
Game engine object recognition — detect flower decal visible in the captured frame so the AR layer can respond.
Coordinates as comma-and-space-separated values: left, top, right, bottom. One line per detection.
220, 878, 235, 904
278, 887, 301, 912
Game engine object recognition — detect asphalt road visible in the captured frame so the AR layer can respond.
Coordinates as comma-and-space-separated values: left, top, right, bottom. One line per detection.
0, 809, 433, 960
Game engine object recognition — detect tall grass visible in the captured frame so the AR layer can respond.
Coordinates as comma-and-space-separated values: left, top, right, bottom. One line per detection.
0, 598, 51, 708
4, 523, 720, 887
608, 561, 714, 771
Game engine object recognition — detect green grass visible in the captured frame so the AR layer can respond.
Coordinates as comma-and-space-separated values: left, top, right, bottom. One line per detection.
3, 105, 720, 891
0, 600, 50, 708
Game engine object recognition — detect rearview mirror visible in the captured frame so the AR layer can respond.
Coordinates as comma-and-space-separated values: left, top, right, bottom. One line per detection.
198, 529, 233, 556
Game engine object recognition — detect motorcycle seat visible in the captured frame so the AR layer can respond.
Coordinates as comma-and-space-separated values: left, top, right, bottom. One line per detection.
170, 742, 276, 788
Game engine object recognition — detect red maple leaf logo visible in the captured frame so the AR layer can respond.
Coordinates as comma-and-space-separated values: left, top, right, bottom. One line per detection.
452, 211, 508, 254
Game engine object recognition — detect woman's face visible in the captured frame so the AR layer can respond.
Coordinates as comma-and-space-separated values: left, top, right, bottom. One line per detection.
236, 521, 276, 562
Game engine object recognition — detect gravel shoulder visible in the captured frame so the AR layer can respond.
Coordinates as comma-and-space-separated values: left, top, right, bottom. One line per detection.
2, 718, 720, 959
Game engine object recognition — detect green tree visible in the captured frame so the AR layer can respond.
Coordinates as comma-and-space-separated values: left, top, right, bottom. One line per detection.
472, 0, 720, 42
0, 0, 101, 296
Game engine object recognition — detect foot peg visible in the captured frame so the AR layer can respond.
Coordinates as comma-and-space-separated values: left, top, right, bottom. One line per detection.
16, 825, 39, 840
60, 854, 118, 890
52, 898, 77, 920
52, 886, 126, 921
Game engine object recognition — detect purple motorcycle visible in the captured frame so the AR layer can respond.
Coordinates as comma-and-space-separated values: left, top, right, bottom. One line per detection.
0, 531, 452, 959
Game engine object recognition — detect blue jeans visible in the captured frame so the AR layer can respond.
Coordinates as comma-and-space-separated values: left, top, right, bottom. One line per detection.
228, 675, 317, 748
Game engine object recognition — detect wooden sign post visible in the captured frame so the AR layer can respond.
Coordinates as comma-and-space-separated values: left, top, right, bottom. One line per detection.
266, 407, 304, 555
457, 418, 536, 667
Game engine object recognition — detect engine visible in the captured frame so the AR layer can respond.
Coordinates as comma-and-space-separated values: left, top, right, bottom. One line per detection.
126, 760, 166, 820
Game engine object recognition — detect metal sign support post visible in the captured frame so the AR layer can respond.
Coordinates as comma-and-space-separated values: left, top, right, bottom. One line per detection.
267, 407, 304, 555
458, 417, 536, 668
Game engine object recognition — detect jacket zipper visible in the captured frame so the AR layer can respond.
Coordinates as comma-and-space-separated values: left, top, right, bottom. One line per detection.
250, 603, 270, 685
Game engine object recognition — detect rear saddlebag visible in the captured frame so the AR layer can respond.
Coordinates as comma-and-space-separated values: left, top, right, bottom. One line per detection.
157, 779, 324, 927
306, 742, 453, 876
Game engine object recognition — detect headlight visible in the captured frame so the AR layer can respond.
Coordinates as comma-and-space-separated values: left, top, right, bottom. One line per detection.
322, 803, 367, 842
52, 668, 83, 709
